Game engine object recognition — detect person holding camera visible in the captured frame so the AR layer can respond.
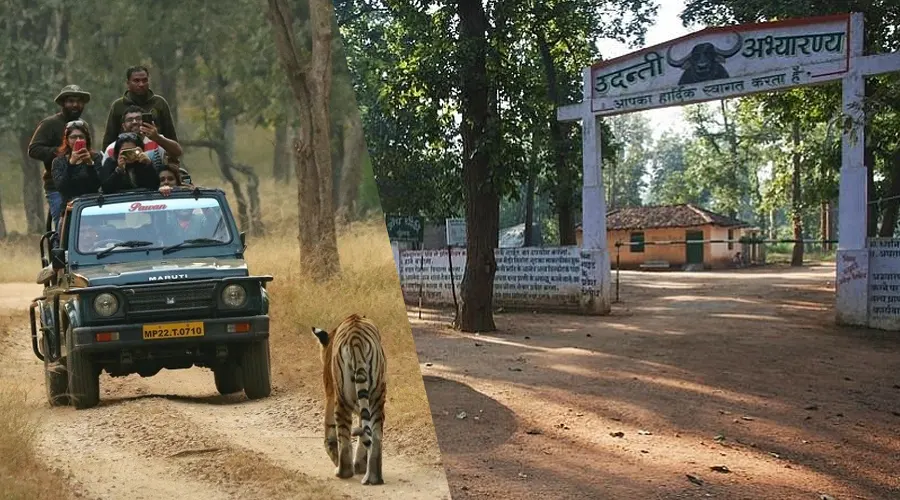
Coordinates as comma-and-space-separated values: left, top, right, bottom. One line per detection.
49, 121, 103, 223
99, 133, 161, 194
101, 105, 183, 167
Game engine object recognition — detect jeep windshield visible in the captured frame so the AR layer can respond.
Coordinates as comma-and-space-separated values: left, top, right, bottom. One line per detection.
75, 197, 233, 256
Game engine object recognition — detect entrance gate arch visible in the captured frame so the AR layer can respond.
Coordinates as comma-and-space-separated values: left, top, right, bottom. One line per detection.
557, 12, 900, 327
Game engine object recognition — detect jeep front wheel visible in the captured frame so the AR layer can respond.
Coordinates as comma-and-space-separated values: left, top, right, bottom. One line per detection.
240, 339, 271, 400
66, 327, 100, 409
213, 362, 244, 395
43, 337, 69, 407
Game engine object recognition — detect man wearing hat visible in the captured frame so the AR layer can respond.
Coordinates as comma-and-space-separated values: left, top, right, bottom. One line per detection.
27, 84, 92, 232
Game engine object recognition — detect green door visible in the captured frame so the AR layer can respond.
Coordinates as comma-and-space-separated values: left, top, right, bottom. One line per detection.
685, 230, 704, 264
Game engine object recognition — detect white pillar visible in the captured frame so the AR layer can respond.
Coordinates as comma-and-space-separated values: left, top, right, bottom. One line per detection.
835, 12, 869, 326
579, 67, 612, 315
391, 240, 401, 279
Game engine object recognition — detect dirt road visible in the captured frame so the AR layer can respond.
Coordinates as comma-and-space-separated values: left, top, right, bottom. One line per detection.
0, 283, 451, 500
413, 264, 900, 499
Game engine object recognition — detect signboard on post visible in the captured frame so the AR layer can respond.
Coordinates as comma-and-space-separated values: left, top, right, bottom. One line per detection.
589, 14, 850, 116
385, 215, 424, 243
445, 218, 466, 247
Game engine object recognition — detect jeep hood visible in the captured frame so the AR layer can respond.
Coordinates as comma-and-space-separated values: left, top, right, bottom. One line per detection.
73, 257, 249, 286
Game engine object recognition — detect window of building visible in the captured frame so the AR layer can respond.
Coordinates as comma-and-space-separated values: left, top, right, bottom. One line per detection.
727, 229, 734, 250
630, 231, 645, 253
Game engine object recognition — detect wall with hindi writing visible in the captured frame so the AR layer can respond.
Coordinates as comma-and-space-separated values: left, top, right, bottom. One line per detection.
398, 247, 585, 310
867, 238, 900, 330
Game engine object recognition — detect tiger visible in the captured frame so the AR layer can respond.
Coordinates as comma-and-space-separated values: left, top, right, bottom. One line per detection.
311, 313, 387, 485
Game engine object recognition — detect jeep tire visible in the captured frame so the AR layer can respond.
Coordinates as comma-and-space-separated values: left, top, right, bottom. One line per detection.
240, 339, 271, 400
42, 336, 69, 407
66, 327, 100, 410
213, 361, 244, 395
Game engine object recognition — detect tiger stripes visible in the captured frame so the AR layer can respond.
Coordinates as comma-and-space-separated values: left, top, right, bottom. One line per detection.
311, 313, 387, 485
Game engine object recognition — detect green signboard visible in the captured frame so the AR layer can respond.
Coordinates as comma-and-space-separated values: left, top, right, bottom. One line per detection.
385, 215, 424, 242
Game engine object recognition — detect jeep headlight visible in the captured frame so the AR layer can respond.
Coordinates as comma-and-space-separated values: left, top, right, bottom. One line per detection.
222, 284, 247, 308
93, 293, 119, 317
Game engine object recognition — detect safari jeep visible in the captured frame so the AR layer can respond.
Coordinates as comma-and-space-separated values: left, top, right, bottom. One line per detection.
29, 188, 273, 410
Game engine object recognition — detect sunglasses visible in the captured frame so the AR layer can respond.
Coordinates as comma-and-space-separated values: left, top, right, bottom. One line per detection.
66, 120, 86, 128
69, 134, 86, 140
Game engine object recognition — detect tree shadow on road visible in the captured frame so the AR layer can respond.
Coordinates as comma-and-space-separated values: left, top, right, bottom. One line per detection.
410, 266, 900, 498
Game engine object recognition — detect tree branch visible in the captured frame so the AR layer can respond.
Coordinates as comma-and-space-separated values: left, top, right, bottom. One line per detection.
180, 139, 222, 150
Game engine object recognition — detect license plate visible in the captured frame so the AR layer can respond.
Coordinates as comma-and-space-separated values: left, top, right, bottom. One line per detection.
142, 321, 205, 340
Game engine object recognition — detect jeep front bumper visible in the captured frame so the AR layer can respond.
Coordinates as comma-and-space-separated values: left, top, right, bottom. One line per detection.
71, 315, 269, 353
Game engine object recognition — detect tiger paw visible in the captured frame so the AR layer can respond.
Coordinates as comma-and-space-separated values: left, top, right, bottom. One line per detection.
361, 473, 384, 486
335, 465, 354, 479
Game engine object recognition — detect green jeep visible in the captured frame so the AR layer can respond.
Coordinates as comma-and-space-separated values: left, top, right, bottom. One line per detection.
30, 188, 273, 410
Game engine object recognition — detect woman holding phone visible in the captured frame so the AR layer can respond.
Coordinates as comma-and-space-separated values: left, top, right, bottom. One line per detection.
50, 120, 103, 206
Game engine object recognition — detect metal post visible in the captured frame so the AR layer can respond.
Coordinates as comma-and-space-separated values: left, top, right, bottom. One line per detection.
448, 245, 459, 323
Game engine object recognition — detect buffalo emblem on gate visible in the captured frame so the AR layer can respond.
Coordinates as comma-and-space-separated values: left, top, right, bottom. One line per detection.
666, 33, 743, 85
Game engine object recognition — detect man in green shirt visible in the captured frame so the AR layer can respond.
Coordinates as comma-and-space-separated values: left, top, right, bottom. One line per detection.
101, 65, 178, 147
27, 84, 93, 232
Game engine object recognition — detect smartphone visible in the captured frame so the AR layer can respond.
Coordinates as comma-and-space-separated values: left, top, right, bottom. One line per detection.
73, 139, 86, 151
141, 112, 154, 124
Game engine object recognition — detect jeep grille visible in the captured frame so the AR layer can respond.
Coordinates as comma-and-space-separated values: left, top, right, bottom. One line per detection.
126, 282, 217, 319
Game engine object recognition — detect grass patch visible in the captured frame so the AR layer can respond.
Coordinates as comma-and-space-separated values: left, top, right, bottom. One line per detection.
766, 249, 836, 265
0, 317, 73, 500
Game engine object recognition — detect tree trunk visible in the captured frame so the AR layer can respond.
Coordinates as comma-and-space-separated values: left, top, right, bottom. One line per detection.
524, 174, 536, 246
608, 157, 617, 211
791, 121, 804, 267
524, 136, 536, 247
768, 209, 776, 240
267, 0, 340, 279
156, 50, 180, 126
877, 148, 900, 237
0, 181, 6, 238
337, 114, 365, 223
534, 24, 573, 245
18, 130, 45, 234
820, 201, 828, 250
273, 117, 290, 182
865, 77, 878, 238
211, 77, 265, 236
454, 0, 497, 332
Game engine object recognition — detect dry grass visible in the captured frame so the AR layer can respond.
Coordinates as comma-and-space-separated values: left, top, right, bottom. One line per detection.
0, 234, 41, 283
0, 321, 73, 500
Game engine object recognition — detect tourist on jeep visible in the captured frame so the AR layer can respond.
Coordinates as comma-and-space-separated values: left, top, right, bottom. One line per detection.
27, 84, 93, 231
158, 164, 190, 197
102, 105, 182, 167
101, 65, 178, 147
50, 121, 103, 207
99, 133, 160, 193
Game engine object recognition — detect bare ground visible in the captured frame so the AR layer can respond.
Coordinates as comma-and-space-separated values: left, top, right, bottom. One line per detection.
411, 263, 900, 500
0, 284, 451, 500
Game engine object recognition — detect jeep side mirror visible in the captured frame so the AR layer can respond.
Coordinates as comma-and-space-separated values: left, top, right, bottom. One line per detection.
50, 248, 66, 270
240, 231, 246, 250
